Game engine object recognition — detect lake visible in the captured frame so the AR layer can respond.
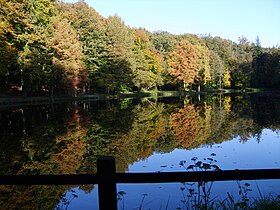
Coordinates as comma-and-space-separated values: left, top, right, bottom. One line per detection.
0, 92, 279, 209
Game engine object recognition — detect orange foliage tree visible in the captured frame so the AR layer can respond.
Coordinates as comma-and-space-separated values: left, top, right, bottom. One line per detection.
168, 40, 198, 90
47, 16, 85, 97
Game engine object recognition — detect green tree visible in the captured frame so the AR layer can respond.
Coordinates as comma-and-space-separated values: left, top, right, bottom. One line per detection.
152, 31, 176, 59
193, 44, 211, 91
90, 15, 135, 93
0, 0, 20, 88
209, 50, 225, 89
151, 31, 177, 88
229, 38, 253, 89
8, 0, 57, 96
203, 36, 234, 83
0, 0, 27, 91
18, 25, 53, 95
132, 29, 164, 91
251, 37, 280, 88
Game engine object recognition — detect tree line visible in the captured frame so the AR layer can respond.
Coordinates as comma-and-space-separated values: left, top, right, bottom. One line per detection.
1, 0, 279, 97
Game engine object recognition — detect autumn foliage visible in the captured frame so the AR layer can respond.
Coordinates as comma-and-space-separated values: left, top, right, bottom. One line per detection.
169, 40, 198, 89
0, 0, 279, 96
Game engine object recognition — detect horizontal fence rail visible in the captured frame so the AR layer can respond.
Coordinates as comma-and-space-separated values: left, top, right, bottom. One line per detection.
116, 169, 280, 183
0, 156, 280, 210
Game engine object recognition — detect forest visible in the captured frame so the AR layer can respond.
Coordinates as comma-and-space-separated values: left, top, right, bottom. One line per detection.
1, 0, 280, 97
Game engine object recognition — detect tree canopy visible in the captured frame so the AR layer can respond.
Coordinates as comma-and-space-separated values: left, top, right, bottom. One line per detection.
0, 0, 279, 97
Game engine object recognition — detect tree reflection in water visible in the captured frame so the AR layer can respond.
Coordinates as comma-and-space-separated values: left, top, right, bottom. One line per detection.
0, 93, 279, 209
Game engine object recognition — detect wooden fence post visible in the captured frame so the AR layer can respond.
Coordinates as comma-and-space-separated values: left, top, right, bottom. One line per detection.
97, 156, 117, 210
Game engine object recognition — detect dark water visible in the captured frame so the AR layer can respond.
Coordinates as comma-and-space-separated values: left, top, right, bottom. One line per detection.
0, 93, 279, 209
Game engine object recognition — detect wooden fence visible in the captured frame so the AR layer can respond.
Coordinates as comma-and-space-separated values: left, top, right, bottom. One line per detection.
1, 156, 280, 210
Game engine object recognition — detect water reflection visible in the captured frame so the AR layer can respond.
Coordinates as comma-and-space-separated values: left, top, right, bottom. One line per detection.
0, 93, 279, 209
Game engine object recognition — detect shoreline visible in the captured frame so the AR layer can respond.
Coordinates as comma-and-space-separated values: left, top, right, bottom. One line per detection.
0, 89, 276, 108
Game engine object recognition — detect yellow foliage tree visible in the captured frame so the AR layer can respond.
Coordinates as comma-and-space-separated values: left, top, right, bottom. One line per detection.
194, 45, 211, 91
223, 72, 231, 88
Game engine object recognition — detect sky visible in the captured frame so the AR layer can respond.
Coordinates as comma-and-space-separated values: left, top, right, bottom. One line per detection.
65, 0, 280, 47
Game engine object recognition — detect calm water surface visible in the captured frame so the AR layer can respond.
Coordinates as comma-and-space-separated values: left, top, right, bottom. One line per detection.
0, 93, 279, 209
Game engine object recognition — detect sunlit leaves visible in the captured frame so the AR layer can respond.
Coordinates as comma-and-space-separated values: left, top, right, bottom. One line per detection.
89, 15, 135, 93
1, 0, 280, 95
47, 16, 84, 96
169, 40, 198, 89
193, 44, 211, 91
223, 72, 231, 88
132, 29, 164, 91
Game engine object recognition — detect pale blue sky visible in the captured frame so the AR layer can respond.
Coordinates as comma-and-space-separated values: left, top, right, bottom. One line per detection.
65, 0, 280, 47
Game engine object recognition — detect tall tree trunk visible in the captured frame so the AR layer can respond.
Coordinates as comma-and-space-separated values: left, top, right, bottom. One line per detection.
83, 84, 86, 94
218, 74, 222, 89
50, 77, 54, 102
87, 83, 90, 94
20, 108, 26, 136
183, 81, 187, 91
20, 69, 27, 97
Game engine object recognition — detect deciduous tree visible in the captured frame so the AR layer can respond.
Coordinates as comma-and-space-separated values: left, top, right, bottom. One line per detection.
132, 29, 164, 91
47, 16, 84, 97
168, 40, 198, 90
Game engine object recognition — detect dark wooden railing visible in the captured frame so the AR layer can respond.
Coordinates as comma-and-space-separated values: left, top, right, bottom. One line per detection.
1, 156, 280, 210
